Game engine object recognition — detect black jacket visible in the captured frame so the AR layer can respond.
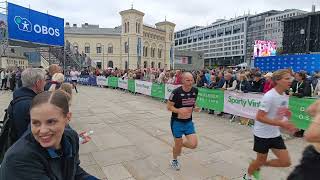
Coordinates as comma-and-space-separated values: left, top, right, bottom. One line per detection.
250, 78, 265, 93
12, 87, 37, 140
291, 80, 312, 98
236, 80, 251, 93
0, 129, 97, 180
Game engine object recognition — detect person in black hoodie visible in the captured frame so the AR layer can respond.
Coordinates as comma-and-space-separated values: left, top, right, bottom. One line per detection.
0, 91, 98, 180
250, 72, 265, 93
11, 68, 46, 141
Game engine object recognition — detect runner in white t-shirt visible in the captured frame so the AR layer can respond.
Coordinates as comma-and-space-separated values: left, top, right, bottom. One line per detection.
243, 69, 297, 180
70, 68, 80, 93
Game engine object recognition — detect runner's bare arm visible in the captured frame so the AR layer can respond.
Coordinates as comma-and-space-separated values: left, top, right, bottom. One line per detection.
256, 110, 293, 129
167, 100, 179, 114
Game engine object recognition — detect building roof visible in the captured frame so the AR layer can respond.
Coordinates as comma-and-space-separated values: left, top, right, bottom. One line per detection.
282, 11, 320, 21
65, 26, 122, 36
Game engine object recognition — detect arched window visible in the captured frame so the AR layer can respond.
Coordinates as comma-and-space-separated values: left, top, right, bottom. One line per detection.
143, 61, 148, 68
124, 22, 127, 33
127, 22, 129, 33
158, 62, 161, 68
108, 44, 113, 54
151, 62, 155, 68
138, 23, 141, 33
136, 22, 138, 33
108, 61, 113, 68
85, 43, 90, 53
143, 46, 148, 57
158, 49, 162, 58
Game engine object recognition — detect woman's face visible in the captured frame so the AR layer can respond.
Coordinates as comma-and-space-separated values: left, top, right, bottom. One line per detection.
30, 103, 71, 149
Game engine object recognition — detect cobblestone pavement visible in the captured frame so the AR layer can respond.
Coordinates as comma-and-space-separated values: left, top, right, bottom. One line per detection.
0, 86, 308, 180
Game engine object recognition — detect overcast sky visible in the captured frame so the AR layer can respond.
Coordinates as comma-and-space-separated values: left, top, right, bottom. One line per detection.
7, 0, 320, 31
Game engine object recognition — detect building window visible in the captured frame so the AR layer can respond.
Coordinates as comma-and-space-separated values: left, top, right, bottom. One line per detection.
143, 46, 148, 57
108, 61, 113, 68
96, 43, 101, 54
151, 48, 155, 58
108, 44, 113, 54
125, 42, 129, 53
143, 61, 147, 68
158, 49, 162, 58
158, 62, 161, 68
151, 61, 155, 68
85, 43, 90, 53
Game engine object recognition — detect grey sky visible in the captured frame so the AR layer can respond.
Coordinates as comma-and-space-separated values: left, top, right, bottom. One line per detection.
8, 0, 319, 31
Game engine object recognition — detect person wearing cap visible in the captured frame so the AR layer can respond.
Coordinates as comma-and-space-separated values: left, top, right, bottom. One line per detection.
263, 72, 274, 93
250, 72, 265, 93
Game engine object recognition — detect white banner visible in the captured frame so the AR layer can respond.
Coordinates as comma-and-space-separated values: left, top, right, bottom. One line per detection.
118, 78, 128, 89
165, 84, 181, 99
135, 80, 152, 95
96, 76, 107, 86
223, 91, 264, 119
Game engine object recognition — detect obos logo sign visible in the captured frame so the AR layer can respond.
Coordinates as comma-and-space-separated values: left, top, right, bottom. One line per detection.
14, 16, 60, 37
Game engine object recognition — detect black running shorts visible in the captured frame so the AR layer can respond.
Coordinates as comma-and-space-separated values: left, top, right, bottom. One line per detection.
253, 135, 286, 154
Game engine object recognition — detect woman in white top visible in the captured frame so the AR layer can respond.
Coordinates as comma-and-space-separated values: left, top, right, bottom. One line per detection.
70, 68, 80, 93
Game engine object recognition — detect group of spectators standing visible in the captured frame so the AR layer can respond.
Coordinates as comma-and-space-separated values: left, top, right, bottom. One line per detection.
0, 67, 23, 91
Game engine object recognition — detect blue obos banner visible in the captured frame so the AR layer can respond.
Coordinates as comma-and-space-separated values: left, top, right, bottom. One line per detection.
8, 3, 64, 46
255, 54, 320, 74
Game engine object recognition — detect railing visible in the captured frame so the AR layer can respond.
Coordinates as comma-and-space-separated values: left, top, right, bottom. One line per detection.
65, 75, 317, 131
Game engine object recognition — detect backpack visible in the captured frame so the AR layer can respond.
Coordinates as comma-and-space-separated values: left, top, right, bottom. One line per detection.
0, 96, 32, 163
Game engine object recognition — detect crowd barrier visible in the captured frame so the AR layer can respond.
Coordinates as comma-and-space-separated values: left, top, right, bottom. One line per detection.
65, 75, 317, 130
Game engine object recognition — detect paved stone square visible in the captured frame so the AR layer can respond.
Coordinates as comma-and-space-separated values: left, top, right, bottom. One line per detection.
0, 86, 308, 180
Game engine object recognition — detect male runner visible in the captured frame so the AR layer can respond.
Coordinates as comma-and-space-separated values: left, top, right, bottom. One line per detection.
243, 69, 297, 180
167, 72, 201, 170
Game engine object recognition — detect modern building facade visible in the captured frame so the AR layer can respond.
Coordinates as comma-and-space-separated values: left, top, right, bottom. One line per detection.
283, 11, 320, 54
65, 8, 175, 70
174, 16, 249, 67
173, 50, 204, 70
245, 10, 281, 65
264, 9, 307, 49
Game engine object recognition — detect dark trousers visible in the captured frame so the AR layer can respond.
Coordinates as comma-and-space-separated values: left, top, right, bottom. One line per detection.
1, 79, 7, 89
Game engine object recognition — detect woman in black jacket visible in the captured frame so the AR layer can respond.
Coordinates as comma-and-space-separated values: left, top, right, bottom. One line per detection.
0, 90, 99, 180
290, 72, 312, 98
235, 73, 251, 93
290, 72, 312, 137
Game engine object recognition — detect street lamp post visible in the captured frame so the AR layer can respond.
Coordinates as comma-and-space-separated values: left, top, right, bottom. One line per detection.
102, 45, 105, 70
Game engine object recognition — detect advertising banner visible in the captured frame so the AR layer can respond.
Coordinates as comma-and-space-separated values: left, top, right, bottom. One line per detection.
135, 80, 152, 95
151, 83, 165, 99
8, 2, 64, 46
128, 79, 135, 92
118, 78, 128, 89
165, 84, 181, 99
96, 76, 107, 86
289, 97, 316, 130
196, 88, 224, 112
108, 77, 118, 88
224, 91, 264, 119
65, 75, 96, 86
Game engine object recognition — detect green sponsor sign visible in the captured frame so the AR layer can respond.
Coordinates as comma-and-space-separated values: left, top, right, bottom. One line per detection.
151, 83, 165, 99
289, 97, 316, 130
108, 77, 118, 88
128, 79, 135, 92
196, 88, 224, 112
